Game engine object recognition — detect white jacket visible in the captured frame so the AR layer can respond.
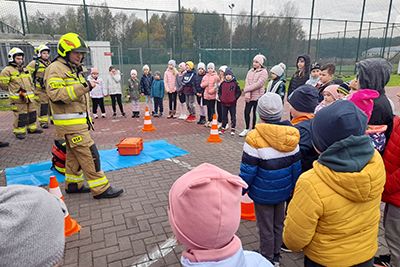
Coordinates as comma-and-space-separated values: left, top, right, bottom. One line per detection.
180, 246, 272, 267
106, 70, 122, 95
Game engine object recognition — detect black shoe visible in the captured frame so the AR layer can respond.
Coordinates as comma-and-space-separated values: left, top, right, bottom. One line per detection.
112, 113, 117, 118
41, 123, 49, 129
0, 141, 9, 147
132, 112, 135, 118
197, 116, 206, 125
136, 112, 140, 118
281, 243, 292, 253
93, 187, 124, 199
374, 254, 391, 267
28, 129, 43, 134
15, 133, 26, 139
65, 184, 91, 194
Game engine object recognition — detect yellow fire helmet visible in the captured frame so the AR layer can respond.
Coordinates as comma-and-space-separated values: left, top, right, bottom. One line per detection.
35, 44, 50, 58
57, 33, 89, 58
7, 47, 24, 62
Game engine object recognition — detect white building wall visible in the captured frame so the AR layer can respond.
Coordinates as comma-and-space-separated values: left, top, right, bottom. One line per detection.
87, 41, 112, 80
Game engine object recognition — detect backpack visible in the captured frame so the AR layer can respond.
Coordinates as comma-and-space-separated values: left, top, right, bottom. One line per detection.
51, 138, 66, 175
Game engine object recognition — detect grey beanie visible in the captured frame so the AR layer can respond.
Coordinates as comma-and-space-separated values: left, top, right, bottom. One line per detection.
257, 92, 284, 122
154, 71, 162, 77
270, 62, 286, 77
198, 62, 206, 70
207, 62, 215, 70
0, 185, 66, 267
168, 59, 176, 67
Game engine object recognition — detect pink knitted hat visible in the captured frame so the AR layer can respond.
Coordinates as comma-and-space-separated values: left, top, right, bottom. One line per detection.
168, 163, 248, 262
348, 89, 379, 121
130, 69, 137, 75
253, 54, 266, 66
323, 84, 339, 101
90, 68, 98, 74
178, 62, 186, 71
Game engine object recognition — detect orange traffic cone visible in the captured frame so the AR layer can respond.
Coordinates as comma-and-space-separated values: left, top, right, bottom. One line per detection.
49, 176, 82, 236
141, 107, 156, 132
241, 193, 256, 221
206, 114, 222, 143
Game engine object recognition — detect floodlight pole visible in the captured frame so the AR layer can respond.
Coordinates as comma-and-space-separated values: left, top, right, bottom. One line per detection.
354, 0, 366, 74
229, 3, 235, 66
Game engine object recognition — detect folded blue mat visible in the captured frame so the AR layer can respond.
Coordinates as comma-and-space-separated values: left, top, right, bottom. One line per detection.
6, 140, 189, 186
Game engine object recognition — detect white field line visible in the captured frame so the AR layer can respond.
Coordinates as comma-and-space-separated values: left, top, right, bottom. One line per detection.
131, 237, 178, 267
165, 158, 195, 170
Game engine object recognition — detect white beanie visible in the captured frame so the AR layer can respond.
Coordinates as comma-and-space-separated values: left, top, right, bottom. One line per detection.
168, 60, 176, 67
198, 62, 206, 70
270, 62, 286, 77
0, 185, 67, 267
143, 64, 150, 71
219, 65, 228, 73
207, 62, 215, 70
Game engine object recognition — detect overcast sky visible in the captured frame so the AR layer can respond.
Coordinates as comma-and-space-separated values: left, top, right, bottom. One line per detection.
1, 0, 400, 37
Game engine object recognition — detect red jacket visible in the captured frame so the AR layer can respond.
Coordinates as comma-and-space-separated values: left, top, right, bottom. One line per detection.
382, 115, 400, 207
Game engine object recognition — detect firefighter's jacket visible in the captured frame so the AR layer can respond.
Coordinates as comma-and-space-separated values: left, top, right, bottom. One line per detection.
44, 57, 92, 137
0, 63, 34, 104
27, 58, 51, 92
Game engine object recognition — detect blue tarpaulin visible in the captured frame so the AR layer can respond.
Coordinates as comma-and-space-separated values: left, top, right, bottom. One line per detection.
5, 140, 189, 186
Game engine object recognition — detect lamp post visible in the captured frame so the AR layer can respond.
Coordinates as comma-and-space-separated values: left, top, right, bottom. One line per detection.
229, 3, 235, 66
39, 17, 44, 34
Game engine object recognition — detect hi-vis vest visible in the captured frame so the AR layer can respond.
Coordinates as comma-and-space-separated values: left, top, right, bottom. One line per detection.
0, 64, 34, 103
44, 57, 92, 136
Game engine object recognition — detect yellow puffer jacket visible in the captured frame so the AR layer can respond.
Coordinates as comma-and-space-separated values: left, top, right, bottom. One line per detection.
0, 63, 34, 104
44, 57, 91, 137
283, 135, 385, 267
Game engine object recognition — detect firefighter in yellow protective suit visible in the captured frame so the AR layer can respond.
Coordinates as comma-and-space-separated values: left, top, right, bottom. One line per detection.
44, 33, 123, 199
0, 47, 43, 139
27, 45, 52, 129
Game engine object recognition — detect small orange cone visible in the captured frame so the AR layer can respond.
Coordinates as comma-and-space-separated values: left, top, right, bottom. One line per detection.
206, 114, 222, 143
141, 107, 156, 132
49, 176, 82, 236
241, 193, 256, 221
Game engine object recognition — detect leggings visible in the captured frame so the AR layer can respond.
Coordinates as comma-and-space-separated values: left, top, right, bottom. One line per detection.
92, 97, 105, 114
144, 95, 154, 112
217, 101, 222, 123
168, 92, 177, 111
244, 100, 258, 130
110, 94, 124, 114
205, 99, 216, 122
131, 99, 140, 111
178, 93, 186, 104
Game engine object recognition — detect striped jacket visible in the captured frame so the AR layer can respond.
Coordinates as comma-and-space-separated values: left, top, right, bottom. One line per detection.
239, 121, 302, 205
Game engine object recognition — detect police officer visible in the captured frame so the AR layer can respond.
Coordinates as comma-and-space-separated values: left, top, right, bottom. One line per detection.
0, 47, 43, 139
44, 33, 123, 199
27, 45, 52, 129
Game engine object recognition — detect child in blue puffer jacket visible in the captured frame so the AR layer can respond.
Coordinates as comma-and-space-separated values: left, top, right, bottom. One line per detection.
151, 71, 165, 117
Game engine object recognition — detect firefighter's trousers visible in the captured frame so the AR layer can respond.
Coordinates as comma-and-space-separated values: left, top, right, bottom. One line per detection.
11, 102, 38, 134
34, 89, 51, 126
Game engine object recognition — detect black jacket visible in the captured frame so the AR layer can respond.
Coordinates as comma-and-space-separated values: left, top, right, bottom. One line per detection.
287, 54, 311, 97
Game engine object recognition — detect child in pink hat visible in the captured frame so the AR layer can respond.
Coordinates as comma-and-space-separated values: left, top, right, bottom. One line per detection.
314, 84, 339, 113
348, 89, 387, 152
168, 163, 272, 267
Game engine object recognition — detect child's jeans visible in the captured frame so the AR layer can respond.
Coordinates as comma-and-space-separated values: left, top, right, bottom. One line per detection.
154, 97, 163, 114
131, 99, 139, 111
144, 95, 153, 113
221, 104, 236, 129
186, 94, 196, 116
92, 97, 105, 114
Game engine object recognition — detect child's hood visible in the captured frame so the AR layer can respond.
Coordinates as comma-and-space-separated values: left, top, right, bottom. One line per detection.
314, 135, 384, 203
247, 122, 299, 152
297, 53, 311, 74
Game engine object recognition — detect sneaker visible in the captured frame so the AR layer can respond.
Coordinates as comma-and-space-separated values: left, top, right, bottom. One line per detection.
273, 253, 281, 267
218, 123, 222, 128
101, 113, 106, 118
112, 113, 117, 118
159, 113, 162, 117
231, 129, 236, 135
121, 113, 127, 118
185, 115, 196, 122
374, 254, 391, 267
219, 127, 226, 134
280, 243, 292, 253
93, 114, 98, 119
239, 129, 250, 137
204, 121, 211, 127
153, 113, 159, 117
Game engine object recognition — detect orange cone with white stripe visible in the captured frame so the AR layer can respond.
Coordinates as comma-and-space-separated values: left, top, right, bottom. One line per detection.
141, 107, 156, 132
241, 193, 256, 221
49, 176, 82, 236
206, 114, 222, 143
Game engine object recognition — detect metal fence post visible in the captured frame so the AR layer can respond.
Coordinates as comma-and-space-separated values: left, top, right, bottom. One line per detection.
339, 20, 347, 75
354, 0, 366, 74
18, 0, 26, 36
381, 0, 393, 58
146, 9, 150, 64
248, 0, 254, 70
287, 17, 292, 75
365, 22, 371, 59
315, 19, 321, 60
335, 31, 340, 65
387, 23, 395, 60
308, 0, 316, 54
22, 0, 29, 34
178, 0, 182, 62
83, 0, 90, 40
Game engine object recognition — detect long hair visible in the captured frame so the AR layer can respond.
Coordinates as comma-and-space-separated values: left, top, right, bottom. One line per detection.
294, 68, 305, 79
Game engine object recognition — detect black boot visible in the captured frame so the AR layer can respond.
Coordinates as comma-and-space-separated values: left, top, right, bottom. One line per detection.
197, 116, 206, 125
15, 133, 26, 139
93, 187, 124, 199
136, 111, 140, 118
65, 183, 91, 194
28, 129, 43, 134
132, 112, 136, 118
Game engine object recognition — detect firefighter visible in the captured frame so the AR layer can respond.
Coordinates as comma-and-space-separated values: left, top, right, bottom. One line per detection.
0, 47, 43, 139
44, 33, 123, 199
27, 45, 52, 129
